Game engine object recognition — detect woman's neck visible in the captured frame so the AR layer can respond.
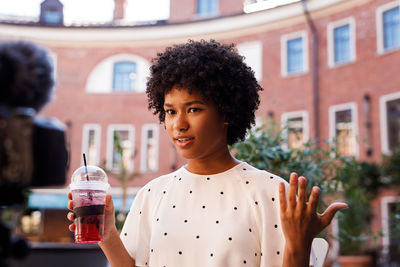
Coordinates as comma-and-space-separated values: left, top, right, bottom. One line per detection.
186, 148, 240, 175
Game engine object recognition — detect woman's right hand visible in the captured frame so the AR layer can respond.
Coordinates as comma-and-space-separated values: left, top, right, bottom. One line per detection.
67, 193, 119, 243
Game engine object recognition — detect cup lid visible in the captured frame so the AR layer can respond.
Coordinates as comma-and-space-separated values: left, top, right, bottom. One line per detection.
70, 165, 109, 185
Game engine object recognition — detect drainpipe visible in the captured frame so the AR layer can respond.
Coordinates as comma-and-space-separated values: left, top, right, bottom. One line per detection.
301, 0, 320, 146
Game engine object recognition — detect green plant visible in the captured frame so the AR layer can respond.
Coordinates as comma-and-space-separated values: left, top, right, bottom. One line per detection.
231, 123, 383, 255
331, 157, 374, 255
231, 123, 336, 194
101, 132, 140, 230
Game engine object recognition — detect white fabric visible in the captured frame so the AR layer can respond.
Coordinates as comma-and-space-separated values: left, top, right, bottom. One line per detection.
120, 162, 288, 267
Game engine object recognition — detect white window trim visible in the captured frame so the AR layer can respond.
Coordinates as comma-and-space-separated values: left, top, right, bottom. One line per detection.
106, 124, 135, 172
81, 124, 101, 166
381, 196, 400, 260
140, 123, 159, 172
281, 110, 310, 145
328, 102, 359, 158
281, 30, 309, 77
379, 91, 400, 154
376, 1, 400, 55
237, 40, 263, 81
86, 53, 150, 94
327, 17, 356, 68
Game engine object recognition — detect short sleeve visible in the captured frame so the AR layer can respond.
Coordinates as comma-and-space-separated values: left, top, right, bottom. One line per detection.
120, 187, 152, 266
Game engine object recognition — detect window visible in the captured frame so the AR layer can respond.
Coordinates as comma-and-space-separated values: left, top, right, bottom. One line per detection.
281, 111, 309, 149
197, 0, 218, 16
281, 31, 308, 76
329, 103, 359, 157
43, 9, 62, 24
86, 54, 150, 94
113, 61, 137, 92
82, 124, 101, 166
287, 38, 303, 73
237, 41, 263, 81
383, 7, 400, 50
107, 125, 134, 172
327, 17, 356, 67
19, 210, 43, 235
140, 124, 159, 172
381, 197, 400, 265
377, 1, 400, 54
380, 92, 400, 154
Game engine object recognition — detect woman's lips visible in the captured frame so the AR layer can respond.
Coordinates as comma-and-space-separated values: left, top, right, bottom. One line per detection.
175, 137, 194, 147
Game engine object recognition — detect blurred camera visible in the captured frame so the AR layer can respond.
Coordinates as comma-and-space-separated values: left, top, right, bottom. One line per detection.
0, 41, 68, 264
0, 41, 68, 200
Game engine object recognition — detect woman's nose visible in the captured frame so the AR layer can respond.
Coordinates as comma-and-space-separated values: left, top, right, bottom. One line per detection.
174, 113, 189, 132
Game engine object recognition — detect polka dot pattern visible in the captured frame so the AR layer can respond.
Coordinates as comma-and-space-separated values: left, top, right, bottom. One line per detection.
120, 162, 287, 267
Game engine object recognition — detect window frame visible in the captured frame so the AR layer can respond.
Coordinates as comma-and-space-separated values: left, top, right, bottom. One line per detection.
327, 17, 356, 68
140, 123, 160, 172
106, 124, 135, 173
196, 0, 219, 17
281, 30, 309, 77
86, 53, 150, 94
81, 124, 102, 166
237, 41, 263, 81
381, 196, 400, 262
328, 102, 359, 158
379, 91, 400, 154
112, 61, 137, 92
376, 1, 400, 54
281, 110, 309, 149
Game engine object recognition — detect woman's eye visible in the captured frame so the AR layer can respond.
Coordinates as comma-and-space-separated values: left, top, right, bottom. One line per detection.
165, 109, 175, 115
189, 108, 200, 113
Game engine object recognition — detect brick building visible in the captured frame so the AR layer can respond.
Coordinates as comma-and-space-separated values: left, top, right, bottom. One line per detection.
0, 0, 399, 262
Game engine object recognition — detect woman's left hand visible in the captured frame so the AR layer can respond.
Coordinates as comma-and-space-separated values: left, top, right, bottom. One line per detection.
279, 172, 347, 266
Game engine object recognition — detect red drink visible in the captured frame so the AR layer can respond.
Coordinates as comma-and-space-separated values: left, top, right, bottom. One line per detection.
72, 189, 106, 243
70, 165, 109, 244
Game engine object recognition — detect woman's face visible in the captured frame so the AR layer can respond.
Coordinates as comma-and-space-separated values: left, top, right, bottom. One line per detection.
164, 86, 228, 162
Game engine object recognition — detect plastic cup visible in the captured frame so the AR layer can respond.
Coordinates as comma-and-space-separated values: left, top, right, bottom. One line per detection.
69, 165, 110, 243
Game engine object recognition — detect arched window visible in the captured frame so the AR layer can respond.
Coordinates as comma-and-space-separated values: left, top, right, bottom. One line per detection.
86, 54, 150, 94
113, 61, 137, 92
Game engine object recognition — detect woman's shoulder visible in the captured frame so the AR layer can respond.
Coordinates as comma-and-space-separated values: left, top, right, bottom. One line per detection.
239, 162, 287, 184
139, 168, 183, 193
235, 161, 288, 197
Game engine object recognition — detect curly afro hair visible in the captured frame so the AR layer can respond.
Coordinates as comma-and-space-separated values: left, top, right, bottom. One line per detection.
0, 41, 54, 112
146, 39, 263, 145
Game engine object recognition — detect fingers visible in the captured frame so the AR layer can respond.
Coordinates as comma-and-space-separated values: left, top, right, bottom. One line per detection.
279, 182, 287, 212
67, 211, 75, 232
105, 195, 114, 215
297, 176, 307, 208
67, 211, 75, 221
288, 173, 298, 209
67, 200, 74, 210
320, 202, 348, 228
67, 192, 74, 211
307, 186, 321, 213
68, 223, 75, 232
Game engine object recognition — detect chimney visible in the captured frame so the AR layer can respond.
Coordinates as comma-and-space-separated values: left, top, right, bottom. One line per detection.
113, 0, 126, 22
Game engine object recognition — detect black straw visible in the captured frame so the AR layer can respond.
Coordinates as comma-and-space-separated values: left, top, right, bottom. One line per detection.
83, 153, 89, 181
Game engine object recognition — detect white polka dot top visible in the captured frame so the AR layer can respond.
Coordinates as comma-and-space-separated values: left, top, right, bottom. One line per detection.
120, 162, 288, 267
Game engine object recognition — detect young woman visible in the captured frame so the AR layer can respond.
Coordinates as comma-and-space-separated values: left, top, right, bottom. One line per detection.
67, 40, 347, 267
